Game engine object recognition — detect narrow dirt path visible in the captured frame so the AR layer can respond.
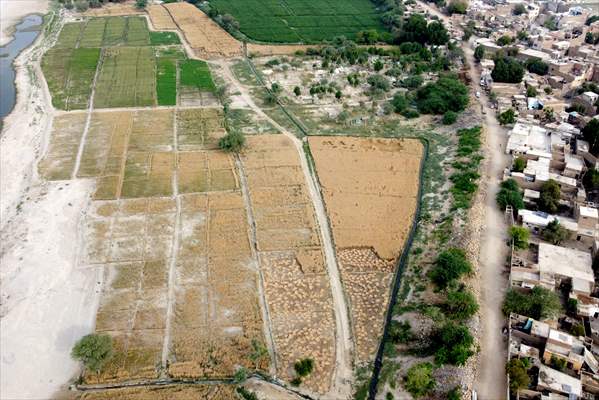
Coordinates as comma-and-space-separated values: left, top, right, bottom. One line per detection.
214, 59, 354, 399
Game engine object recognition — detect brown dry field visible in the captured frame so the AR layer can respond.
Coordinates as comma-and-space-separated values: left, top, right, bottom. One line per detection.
241, 135, 335, 394
84, 1, 143, 17
308, 136, 423, 363
247, 43, 320, 56
162, 3, 241, 58
146, 5, 177, 30
38, 113, 87, 180
77, 385, 237, 400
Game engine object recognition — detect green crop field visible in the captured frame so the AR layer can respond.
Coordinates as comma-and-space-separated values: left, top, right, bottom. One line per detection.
126, 16, 150, 46
149, 31, 180, 46
103, 16, 127, 46
79, 18, 106, 47
156, 58, 177, 106
54, 23, 83, 48
210, 0, 384, 42
180, 60, 215, 92
42, 47, 101, 110
94, 47, 156, 108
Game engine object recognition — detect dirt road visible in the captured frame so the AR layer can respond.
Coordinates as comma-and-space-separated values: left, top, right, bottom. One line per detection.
215, 59, 354, 399
417, 2, 510, 397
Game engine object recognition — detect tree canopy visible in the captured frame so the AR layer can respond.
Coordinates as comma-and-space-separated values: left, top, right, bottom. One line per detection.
71, 334, 113, 372
430, 248, 472, 288
474, 45, 485, 62
431, 322, 475, 365
416, 75, 469, 114
526, 59, 549, 75
538, 179, 560, 214
543, 220, 568, 245
498, 108, 516, 125
445, 289, 479, 321
496, 179, 524, 210
219, 130, 246, 153
507, 358, 531, 392
405, 363, 435, 398
502, 286, 562, 320
509, 226, 529, 249
582, 119, 599, 156
492, 57, 524, 83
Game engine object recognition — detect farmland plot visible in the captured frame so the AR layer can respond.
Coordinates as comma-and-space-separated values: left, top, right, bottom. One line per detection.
54, 22, 83, 48
210, 0, 385, 43
179, 59, 217, 106
126, 16, 150, 46
94, 47, 156, 108
38, 113, 87, 180
102, 16, 127, 46
240, 135, 336, 394
147, 4, 177, 30
176, 108, 224, 151
308, 136, 423, 363
42, 47, 100, 110
163, 2, 241, 58
78, 384, 237, 399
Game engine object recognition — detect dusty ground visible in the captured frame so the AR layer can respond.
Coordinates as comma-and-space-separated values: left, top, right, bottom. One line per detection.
0, 0, 48, 45
83, 1, 143, 17
76, 384, 237, 399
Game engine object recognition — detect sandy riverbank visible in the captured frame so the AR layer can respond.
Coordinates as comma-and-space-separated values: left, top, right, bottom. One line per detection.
0, 10, 102, 399
0, 0, 49, 46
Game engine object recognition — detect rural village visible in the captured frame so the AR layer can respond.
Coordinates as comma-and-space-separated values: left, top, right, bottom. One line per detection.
3, 0, 599, 399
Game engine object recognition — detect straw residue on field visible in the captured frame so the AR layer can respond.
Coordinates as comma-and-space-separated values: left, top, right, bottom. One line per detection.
39, 113, 87, 180
308, 136, 423, 363
84, 1, 144, 17
163, 2, 241, 58
241, 135, 335, 394
78, 384, 237, 400
147, 4, 177, 30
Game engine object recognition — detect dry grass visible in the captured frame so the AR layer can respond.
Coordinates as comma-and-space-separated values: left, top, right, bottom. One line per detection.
308, 136, 423, 363
39, 113, 87, 180
147, 5, 177, 30
163, 3, 241, 58
83, 1, 144, 17
78, 384, 237, 400
176, 108, 225, 151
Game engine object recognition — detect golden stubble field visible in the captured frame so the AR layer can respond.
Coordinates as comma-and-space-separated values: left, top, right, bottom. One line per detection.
308, 136, 423, 363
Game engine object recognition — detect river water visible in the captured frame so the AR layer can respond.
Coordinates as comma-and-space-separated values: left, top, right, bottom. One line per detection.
0, 14, 42, 121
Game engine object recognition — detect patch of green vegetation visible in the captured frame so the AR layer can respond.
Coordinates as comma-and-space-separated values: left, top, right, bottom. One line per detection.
79, 18, 106, 47
179, 59, 216, 92
149, 31, 180, 45
54, 22, 84, 48
156, 58, 177, 106
125, 16, 150, 46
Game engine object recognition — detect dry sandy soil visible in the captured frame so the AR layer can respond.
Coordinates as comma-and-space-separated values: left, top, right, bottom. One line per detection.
0, 0, 48, 45
83, 1, 143, 17
308, 136, 423, 363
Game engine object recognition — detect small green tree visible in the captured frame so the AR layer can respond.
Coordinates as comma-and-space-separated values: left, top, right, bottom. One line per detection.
389, 320, 413, 343
294, 358, 314, 377
374, 59, 384, 72
506, 358, 530, 392
233, 367, 248, 383
543, 220, 568, 245
443, 111, 458, 125
219, 130, 246, 153
474, 45, 485, 62
74, 0, 89, 11
526, 86, 537, 97
512, 157, 527, 172
404, 363, 435, 398
496, 179, 524, 210
293, 86, 301, 96
550, 355, 566, 371
430, 248, 472, 288
135, 0, 147, 9
335, 90, 342, 100
248, 339, 268, 369
509, 226, 529, 249
391, 93, 409, 113
502, 286, 562, 320
571, 323, 585, 337
432, 322, 475, 365
71, 334, 113, 372
513, 3, 527, 15
498, 108, 516, 125
271, 82, 282, 94
538, 179, 560, 213
445, 289, 479, 321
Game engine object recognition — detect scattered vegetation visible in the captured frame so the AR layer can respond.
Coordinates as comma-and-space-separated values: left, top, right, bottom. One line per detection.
543, 220, 569, 245
219, 130, 246, 153
509, 226, 529, 250
71, 334, 113, 372
507, 358, 531, 392
405, 363, 435, 398
430, 248, 472, 288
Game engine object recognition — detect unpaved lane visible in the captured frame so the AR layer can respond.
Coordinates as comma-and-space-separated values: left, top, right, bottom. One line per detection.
215, 59, 354, 399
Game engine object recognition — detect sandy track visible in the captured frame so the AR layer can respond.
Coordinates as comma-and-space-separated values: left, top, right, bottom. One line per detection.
215, 60, 353, 399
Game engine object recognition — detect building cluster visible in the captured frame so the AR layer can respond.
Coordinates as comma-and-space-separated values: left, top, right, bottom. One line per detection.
453, 0, 599, 397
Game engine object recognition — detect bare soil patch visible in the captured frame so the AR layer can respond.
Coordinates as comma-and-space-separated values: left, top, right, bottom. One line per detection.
163, 3, 241, 59
77, 384, 237, 399
147, 5, 177, 30
308, 136, 423, 363
83, 1, 143, 17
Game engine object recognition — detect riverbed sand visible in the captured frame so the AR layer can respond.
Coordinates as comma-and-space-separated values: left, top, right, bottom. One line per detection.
0, 0, 49, 46
0, 12, 101, 399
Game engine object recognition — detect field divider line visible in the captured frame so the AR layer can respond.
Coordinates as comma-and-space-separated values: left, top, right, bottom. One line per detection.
235, 155, 278, 378
161, 110, 181, 369
72, 47, 105, 180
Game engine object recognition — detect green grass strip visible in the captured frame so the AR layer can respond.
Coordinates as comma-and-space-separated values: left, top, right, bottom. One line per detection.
179, 59, 215, 92
149, 31, 180, 46
156, 58, 177, 105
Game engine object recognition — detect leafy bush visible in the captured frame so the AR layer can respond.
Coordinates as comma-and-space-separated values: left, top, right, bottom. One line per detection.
496, 179, 524, 210
404, 363, 435, 398
509, 226, 529, 249
526, 59, 549, 75
583, 119, 599, 156
513, 3, 527, 15
442, 111, 458, 125
445, 289, 479, 320
294, 358, 314, 377
391, 93, 409, 113
135, 0, 147, 9
401, 75, 424, 89
542, 220, 568, 245
447, 1, 467, 15
430, 248, 472, 288
74, 0, 89, 12
571, 323, 585, 337
498, 108, 516, 125
512, 157, 526, 172
496, 35, 513, 46
416, 75, 469, 114
71, 334, 113, 372
389, 320, 413, 343
474, 45, 485, 62
538, 179, 560, 213
236, 387, 259, 400
502, 287, 562, 320
401, 109, 420, 119
526, 86, 537, 97
507, 358, 530, 392
586, 15, 599, 25
492, 57, 524, 83
367, 74, 390, 95
432, 322, 475, 365
219, 130, 246, 153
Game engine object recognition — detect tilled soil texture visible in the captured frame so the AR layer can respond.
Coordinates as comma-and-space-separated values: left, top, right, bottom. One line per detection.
162, 2, 241, 59
240, 135, 336, 394
307, 136, 423, 363
147, 5, 177, 30
77, 384, 237, 400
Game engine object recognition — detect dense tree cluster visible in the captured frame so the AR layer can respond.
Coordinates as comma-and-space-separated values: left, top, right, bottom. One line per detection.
415, 75, 469, 114
502, 286, 562, 320
496, 179, 524, 210
583, 119, 599, 156
525, 59, 549, 75
430, 248, 472, 288
491, 57, 524, 83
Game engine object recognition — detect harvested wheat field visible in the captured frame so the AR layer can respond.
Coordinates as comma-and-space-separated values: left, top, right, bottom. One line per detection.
247, 43, 319, 57
147, 4, 177, 30
38, 113, 87, 180
240, 135, 336, 394
163, 2, 241, 58
84, 1, 144, 17
78, 384, 237, 400
308, 136, 423, 363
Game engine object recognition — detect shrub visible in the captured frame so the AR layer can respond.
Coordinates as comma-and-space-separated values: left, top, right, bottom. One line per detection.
445, 289, 479, 321
538, 179, 560, 213
526, 59, 549, 75
432, 322, 475, 365
544, 16, 558, 31
571, 323, 585, 337
526, 86, 537, 97
389, 320, 413, 343
509, 226, 529, 249
219, 130, 245, 153
447, 1, 467, 15
582, 119, 599, 156
416, 75, 469, 114
401, 109, 420, 119
294, 358, 314, 377
391, 93, 409, 113
502, 286, 562, 320
496, 179, 524, 210
71, 334, 113, 372
135, 0, 147, 9
492, 57, 524, 83
512, 157, 526, 172
506, 358, 530, 392
513, 3, 527, 15
430, 248, 472, 288
498, 108, 516, 125
550, 355, 566, 371
401, 75, 424, 89
474, 45, 485, 62
233, 367, 248, 383
74, 0, 89, 12
442, 111, 458, 125
404, 363, 435, 398
586, 15, 599, 25
542, 220, 568, 245
367, 74, 391, 94
293, 86, 301, 96
374, 59, 384, 71
496, 35, 513, 46
236, 387, 259, 400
